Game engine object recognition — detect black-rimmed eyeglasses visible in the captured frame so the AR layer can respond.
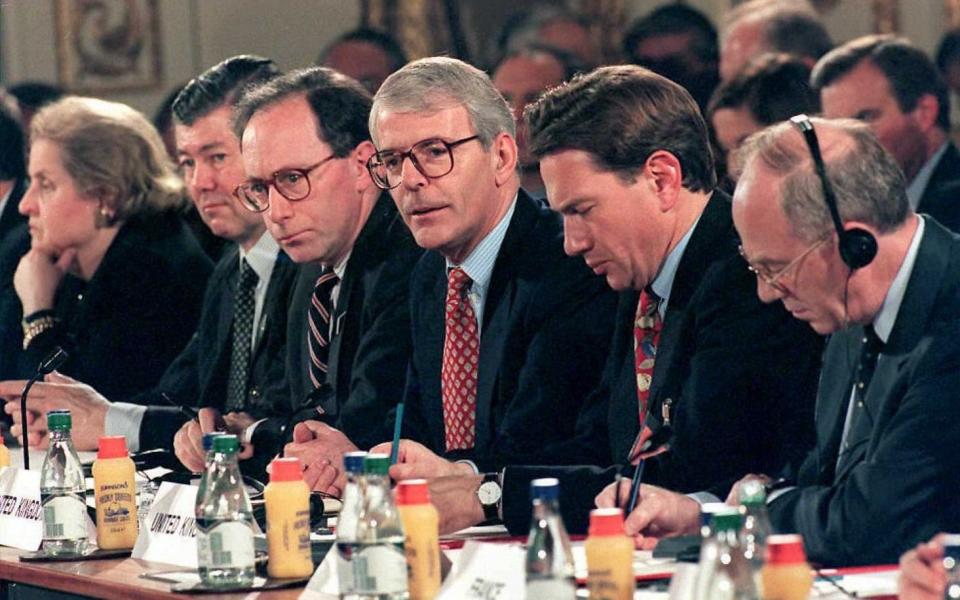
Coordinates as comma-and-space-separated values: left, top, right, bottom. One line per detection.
366, 135, 480, 190
235, 154, 337, 213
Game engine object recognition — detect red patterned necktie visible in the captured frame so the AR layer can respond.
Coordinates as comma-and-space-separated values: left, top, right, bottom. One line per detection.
307, 268, 339, 390
627, 288, 664, 464
441, 267, 479, 451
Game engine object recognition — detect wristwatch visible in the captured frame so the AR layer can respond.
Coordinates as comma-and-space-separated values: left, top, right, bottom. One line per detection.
476, 472, 502, 521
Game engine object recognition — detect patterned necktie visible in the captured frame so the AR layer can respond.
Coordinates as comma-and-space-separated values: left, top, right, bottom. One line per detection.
627, 288, 664, 464
838, 325, 884, 469
441, 267, 479, 451
307, 268, 339, 390
225, 259, 259, 411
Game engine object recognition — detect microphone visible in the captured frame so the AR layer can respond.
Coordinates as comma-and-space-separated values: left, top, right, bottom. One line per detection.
20, 347, 69, 471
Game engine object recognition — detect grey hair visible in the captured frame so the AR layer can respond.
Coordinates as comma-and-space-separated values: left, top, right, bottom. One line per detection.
369, 56, 515, 149
735, 117, 908, 242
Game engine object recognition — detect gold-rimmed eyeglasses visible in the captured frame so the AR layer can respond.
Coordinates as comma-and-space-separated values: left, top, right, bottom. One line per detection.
738, 236, 829, 293
234, 154, 337, 213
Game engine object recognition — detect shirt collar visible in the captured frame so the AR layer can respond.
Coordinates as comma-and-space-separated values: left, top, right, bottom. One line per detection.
649, 209, 704, 312
906, 142, 949, 210
445, 194, 518, 293
872, 215, 924, 343
239, 230, 280, 282
332, 250, 351, 280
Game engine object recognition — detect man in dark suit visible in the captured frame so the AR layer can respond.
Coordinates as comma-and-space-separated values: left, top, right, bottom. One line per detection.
3, 57, 293, 467
609, 117, 960, 567
813, 35, 960, 232
228, 67, 421, 490
0, 98, 28, 385
375, 65, 820, 536
362, 56, 616, 481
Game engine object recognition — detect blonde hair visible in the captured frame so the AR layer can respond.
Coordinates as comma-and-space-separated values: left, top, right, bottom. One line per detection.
30, 96, 185, 225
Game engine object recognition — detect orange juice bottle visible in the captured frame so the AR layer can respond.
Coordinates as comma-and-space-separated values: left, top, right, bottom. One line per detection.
585, 508, 634, 600
761, 534, 813, 600
396, 479, 441, 600
92, 436, 138, 549
0, 439, 9, 467
265, 457, 314, 578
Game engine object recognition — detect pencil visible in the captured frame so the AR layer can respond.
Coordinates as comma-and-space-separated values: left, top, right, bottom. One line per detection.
626, 459, 646, 514
389, 402, 404, 465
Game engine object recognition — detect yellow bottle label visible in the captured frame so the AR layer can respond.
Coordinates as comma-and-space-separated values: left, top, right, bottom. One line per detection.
93, 457, 138, 550
585, 535, 635, 600
0, 443, 9, 468
398, 503, 441, 600
265, 480, 314, 578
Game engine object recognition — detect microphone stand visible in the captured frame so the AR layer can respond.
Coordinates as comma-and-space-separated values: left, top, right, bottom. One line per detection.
20, 347, 68, 470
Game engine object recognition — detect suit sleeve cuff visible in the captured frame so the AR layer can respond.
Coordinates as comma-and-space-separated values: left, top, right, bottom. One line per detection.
105, 402, 147, 453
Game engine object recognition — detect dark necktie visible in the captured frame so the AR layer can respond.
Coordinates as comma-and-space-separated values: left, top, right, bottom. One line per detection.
838, 325, 884, 466
225, 259, 259, 411
307, 268, 339, 390
441, 267, 479, 451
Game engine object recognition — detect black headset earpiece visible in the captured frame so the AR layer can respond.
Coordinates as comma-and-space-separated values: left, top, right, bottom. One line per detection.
790, 115, 877, 270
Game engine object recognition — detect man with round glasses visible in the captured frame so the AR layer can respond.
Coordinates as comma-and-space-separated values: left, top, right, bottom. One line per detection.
358, 56, 617, 486
229, 67, 423, 492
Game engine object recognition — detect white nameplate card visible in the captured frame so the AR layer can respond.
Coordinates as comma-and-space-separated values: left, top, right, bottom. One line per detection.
132, 482, 199, 568
436, 541, 525, 600
301, 545, 340, 598
0, 466, 42, 550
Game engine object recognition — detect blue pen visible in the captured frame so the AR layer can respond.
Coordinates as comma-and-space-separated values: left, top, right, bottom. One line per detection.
389, 402, 405, 465
626, 459, 646, 514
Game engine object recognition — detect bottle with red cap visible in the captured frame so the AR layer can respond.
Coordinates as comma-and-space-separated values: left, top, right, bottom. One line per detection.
92, 435, 138, 549
585, 508, 634, 600
760, 534, 812, 600
396, 479, 441, 600
264, 457, 314, 578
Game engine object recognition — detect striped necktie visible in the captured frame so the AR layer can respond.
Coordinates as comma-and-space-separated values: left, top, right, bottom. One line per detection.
307, 268, 339, 390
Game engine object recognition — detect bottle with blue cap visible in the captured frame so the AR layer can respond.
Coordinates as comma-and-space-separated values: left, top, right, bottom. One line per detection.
195, 434, 255, 588
525, 477, 576, 599
336, 450, 368, 599
194, 431, 225, 509
40, 410, 88, 556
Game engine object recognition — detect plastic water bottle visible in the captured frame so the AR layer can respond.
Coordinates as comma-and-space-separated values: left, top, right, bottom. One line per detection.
739, 479, 772, 586
525, 477, 576, 599
40, 410, 88, 556
696, 511, 758, 600
336, 451, 367, 599
351, 453, 407, 599
942, 534, 960, 599
195, 435, 255, 588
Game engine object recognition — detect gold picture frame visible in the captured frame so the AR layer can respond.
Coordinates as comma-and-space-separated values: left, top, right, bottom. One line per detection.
55, 0, 163, 92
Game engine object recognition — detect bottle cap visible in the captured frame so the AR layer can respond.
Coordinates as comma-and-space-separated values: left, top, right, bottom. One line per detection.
396, 479, 431, 505
269, 457, 303, 482
202, 431, 225, 452
364, 453, 390, 475
711, 511, 742, 533
765, 534, 808, 564
97, 436, 128, 459
212, 434, 239, 454
46, 410, 72, 432
530, 477, 560, 502
589, 508, 625, 536
739, 478, 767, 506
344, 451, 368, 474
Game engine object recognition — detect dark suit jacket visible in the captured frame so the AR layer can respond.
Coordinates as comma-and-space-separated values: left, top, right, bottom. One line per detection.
917, 142, 960, 233
136, 243, 298, 454
501, 192, 823, 535
401, 190, 618, 472
0, 179, 28, 381
769, 218, 960, 566
20, 211, 212, 401
254, 195, 422, 457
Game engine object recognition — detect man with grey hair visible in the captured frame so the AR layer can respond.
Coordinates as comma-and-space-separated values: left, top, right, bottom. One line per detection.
363, 57, 616, 495
600, 117, 960, 567
720, 0, 832, 81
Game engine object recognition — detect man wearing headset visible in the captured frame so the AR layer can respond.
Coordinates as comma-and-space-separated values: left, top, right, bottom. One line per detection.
599, 116, 960, 567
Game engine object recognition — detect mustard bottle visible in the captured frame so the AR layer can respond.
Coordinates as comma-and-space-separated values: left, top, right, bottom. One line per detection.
264, 457, 314, 578
396, 479, 441, 600
92, 436, 138, 549
761, 534, 814, 600
585, 507, 634, 600
0, 439, 9, 468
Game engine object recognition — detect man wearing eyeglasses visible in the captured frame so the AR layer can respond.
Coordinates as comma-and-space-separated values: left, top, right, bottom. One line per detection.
601, 118, 960, 567
230, 67, 422, 491
361, 56, 617, 483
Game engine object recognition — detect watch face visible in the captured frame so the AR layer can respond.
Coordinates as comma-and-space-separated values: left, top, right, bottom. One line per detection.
477, 480, 502, 505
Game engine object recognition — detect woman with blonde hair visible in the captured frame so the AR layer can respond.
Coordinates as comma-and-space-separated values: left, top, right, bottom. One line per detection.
12, 96, 211, 400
